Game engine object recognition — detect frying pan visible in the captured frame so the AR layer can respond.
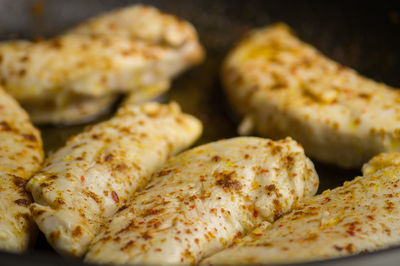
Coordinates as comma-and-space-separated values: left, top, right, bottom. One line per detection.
0, 0, 400, 265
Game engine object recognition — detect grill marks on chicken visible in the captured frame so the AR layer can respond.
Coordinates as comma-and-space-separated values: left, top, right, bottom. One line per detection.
202, 152, 400, 264
26, 102, 202, 257
222, 23, 400, 167
0, 5, 204, 124
0, 87, 44, 252
85, 137, 318, 264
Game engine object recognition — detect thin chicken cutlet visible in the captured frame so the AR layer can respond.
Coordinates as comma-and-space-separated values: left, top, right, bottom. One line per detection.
202, 153, 400, 264
85, 137, 318, 264
27, 102, 202, 257
222, 23, 400, 168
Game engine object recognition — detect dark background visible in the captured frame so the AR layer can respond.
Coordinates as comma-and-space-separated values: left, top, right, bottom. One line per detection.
0, 0, 400, 265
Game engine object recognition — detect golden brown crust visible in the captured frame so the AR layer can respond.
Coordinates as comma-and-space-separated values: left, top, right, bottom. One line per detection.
85, 137, 318, 264
223, 23, 400, 167
0, 87, 43, 252
202, 152, 400, 264
27, 102, 202, 257
0, 5, 204, 124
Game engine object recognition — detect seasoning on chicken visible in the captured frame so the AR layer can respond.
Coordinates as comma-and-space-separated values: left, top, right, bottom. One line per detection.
85, 137, 319, 265
222, 23, 400, 168
26, 102, 202, 257
68, 4, 200, 47
201, 152, 400, 264
0, 5, 204, 124
0, 87, 44, 252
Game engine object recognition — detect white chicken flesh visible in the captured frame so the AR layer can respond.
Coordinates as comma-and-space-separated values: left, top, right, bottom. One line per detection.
27, 102, 202, 257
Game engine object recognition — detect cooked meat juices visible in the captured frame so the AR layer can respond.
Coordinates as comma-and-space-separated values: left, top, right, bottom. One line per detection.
222, 23, 400, 168
0, 5, 204, 124
31, 81, 170, 125
26, 102, 202, 257
85, 137, 319, 264
202, 152, 400, 264
26, 95, 118, 126
0, 87, 44, 252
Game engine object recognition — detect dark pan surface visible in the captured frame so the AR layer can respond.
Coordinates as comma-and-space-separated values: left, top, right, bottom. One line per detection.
0, 0, 400, 265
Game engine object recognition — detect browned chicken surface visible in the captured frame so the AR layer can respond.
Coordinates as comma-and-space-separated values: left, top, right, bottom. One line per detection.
202, 153, 400, 264
85, 137, 318, 264
0, 5, 204, 124
27, 102, 202, 257
223, 23, 400, 168
0, 87, 44, 252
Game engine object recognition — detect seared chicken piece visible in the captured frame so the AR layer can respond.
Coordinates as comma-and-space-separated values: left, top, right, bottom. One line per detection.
202, 152, 400, 264
0, 87, 44, 252
85, 137, 319, 264
68, 5, 200, 47
0, 5, 204, 124
27, 102, 202, 257
223, 23, 400, 168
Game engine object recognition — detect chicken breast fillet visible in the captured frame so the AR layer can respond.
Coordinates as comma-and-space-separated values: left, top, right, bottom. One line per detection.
0, 5, 204, 124
68, 4, 200, 47
202, 152, 400, 264
0, 87, 44, 252
85, 137, 319, 265
26, 102, 202, 257
223, 23, 400, 168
